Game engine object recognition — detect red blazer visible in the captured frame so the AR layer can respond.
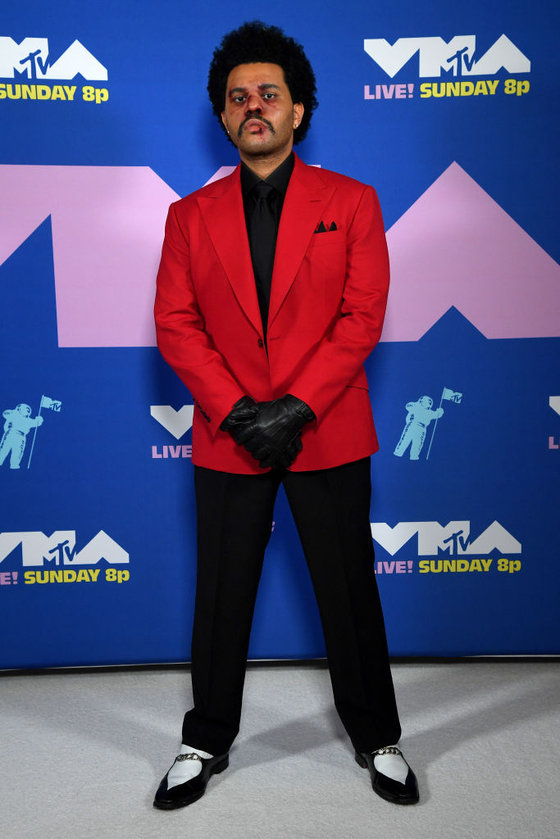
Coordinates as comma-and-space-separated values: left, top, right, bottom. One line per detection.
154, 154, 390, 473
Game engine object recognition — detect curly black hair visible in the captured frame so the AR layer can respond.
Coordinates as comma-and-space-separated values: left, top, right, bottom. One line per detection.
208, 21, 318, 144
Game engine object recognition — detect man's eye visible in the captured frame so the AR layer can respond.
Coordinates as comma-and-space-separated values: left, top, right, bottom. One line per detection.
233, 95, 246, 103
263, 93, 276, 100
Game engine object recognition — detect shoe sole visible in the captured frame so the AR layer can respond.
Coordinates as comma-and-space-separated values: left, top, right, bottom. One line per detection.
153, 754, 229, 810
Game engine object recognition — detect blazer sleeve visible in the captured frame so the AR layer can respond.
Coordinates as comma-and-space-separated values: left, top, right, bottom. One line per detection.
154, 202, 245, 433
288, 185, 390, 419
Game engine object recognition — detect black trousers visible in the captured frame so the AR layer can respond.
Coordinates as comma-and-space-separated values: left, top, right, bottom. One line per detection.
182, 457, 401, 756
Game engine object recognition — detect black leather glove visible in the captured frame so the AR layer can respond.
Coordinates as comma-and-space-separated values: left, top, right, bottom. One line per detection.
234, 394, 315, 469
273, 433, 303, 469
219, 396, 259, 433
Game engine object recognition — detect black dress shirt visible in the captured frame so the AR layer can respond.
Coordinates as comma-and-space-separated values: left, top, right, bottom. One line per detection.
241, 152, 294, 340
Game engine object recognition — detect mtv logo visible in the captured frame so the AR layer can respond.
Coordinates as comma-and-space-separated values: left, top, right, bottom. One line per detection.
150, 405, 194, 439
371, 520, 521, 556
0, 37, 107, 80
0, 530, 129, 566
363, 34, 530, 78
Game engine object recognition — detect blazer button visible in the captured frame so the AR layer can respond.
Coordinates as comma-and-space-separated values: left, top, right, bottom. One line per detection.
257, 339, 264, 348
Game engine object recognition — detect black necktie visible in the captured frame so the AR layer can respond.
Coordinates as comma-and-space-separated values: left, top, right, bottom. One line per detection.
249, 181, 277, 338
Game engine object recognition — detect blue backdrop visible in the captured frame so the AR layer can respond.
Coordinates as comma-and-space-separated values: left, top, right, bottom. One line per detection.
1, 1, 559, 667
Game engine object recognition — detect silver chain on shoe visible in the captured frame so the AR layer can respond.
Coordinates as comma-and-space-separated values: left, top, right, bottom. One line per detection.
372, 746, 403, 757
175, 753, 203, 762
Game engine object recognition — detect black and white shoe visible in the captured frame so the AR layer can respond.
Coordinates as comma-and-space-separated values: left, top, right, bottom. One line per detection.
153, 751, 229, 810
355, 745, 419, 805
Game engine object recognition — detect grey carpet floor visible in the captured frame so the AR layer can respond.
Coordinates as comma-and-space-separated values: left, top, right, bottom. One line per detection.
1, 661, 559, 839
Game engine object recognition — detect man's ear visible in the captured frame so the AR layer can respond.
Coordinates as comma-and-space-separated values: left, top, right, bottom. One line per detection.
293, 102, 304, 129
221, 112, 228, 133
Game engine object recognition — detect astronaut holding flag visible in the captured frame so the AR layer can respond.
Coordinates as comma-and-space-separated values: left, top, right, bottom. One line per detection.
0, 403, 44, 469
394, 396, 443, 460
0, 395, 62, 470
394, 387, 462, 461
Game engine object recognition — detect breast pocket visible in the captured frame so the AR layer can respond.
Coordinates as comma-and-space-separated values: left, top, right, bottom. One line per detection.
309, 229, 345, 248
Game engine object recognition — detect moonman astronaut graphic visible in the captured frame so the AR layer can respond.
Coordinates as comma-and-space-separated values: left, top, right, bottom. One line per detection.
394, 396, 443, 460
0, 404, 43, 469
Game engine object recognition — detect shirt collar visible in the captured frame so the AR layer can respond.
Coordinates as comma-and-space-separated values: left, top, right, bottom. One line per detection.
240, 151, 295, 198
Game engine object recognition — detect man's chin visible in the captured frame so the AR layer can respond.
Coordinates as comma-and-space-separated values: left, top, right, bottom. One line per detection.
238, 137, 275, 155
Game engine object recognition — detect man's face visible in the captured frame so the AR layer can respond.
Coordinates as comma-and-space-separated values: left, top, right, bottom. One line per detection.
221, 63, 304, 165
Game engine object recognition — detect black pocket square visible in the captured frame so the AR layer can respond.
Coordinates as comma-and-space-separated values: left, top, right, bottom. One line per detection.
314, 221, 337, 233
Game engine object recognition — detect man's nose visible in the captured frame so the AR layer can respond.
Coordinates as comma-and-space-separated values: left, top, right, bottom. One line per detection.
244, 93, 262, 113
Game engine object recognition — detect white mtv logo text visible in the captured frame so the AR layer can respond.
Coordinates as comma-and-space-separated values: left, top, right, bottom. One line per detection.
0, 37, 107, 80
150, 405, 194, 439
0, 531, 129, 567
364, 35, 530, 78
371, 521, 521, 556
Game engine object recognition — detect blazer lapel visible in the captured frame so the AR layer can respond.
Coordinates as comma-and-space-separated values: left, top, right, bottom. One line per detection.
268, 157, 335, 329
197, 166, 263, 337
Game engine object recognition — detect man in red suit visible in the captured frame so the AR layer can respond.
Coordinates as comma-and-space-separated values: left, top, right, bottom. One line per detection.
153, 21, 418, 809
